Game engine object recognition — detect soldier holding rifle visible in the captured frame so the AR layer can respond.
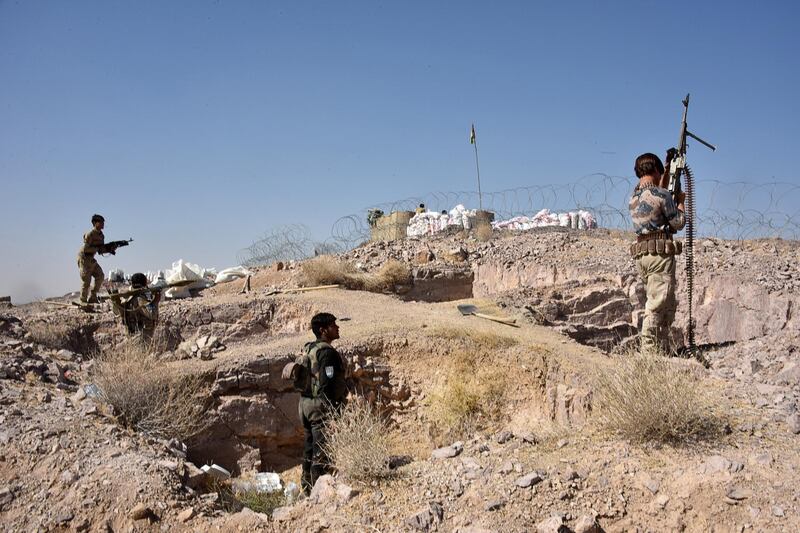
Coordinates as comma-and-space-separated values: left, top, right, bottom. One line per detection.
108, 272, 161, 343
76, 214, 131, 304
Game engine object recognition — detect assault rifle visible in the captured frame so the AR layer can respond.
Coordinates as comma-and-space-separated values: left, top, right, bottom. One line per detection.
102, 279, 196, 301
100, 238, 133, 256
659, 94, 716, 201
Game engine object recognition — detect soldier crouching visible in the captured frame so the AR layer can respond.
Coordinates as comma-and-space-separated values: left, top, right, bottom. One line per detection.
110, 272, 161, 345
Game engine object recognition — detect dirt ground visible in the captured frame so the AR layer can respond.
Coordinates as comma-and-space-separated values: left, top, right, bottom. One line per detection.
2, 229, 799, 532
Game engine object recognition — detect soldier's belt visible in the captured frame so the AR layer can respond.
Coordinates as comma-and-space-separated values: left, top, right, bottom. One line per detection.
636, 231, 671, 242
630, 237, 682, 258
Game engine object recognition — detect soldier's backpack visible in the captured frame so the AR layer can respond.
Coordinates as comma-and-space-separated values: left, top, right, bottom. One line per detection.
281, 341, 331, 397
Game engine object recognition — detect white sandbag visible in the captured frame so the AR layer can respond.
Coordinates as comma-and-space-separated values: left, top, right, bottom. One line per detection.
492, 208, 598, 231
163, 259, 216, 299
214, 266, 252, 284
407, 204, 478, 237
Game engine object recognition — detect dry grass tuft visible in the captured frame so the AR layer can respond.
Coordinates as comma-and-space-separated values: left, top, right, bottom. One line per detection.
474, 223, 493, 242
300, 256, 360, 287
369, 259, 412, 291
213, 479, 286, 515
27, 322, 71, 349
323, 397, 394, 482
300, 256, 411, 293
428, 325, 518, 350
234, 488, 285, 515
93, 342, 209, 440
593, 352, 726, 444
426, 351, 507, 440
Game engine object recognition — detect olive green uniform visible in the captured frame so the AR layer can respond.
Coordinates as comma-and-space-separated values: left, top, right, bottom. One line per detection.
77, 228, 105, 303
629, 184, 685, 354
298, 340, 347, 494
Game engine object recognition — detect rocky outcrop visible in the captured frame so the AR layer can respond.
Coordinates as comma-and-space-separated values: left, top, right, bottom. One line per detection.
694, 274, 797, 344
190, 342, 399, 473
404, 267, 474, 302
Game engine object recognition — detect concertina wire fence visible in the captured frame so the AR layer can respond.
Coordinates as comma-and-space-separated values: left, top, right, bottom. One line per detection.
238, 174, 800, 266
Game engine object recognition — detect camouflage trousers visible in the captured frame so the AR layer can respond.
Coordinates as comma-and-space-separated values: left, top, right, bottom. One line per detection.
77, 255, 103, 303
636, 253, 677, 355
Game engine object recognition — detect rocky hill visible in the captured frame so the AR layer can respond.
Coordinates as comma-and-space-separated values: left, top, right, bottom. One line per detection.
1, 227, 798, 532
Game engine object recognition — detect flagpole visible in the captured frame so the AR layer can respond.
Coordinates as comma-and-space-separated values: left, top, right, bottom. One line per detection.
471, 124, 483, 210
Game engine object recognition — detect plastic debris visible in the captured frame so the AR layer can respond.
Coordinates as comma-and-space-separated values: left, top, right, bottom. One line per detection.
283, 481, 300, 504
201, 464, 231, 481
83, 383, 101, 398
232, 472, 283, 494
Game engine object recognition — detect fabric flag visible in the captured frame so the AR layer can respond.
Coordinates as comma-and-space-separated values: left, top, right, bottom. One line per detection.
470, 124, 476, 144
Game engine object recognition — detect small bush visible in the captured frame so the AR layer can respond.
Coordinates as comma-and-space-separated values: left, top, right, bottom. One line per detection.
93, 343, 208, 440
233, 486, 285, 515
300, 256, 360, 287
426, 353, 507, 439
364, 260, 412, 292
323, 397, 394, 482
594, 352, 725, 444
475, 223, 493, 242
28, 322, 71, 349
212, 479, 286, 516
300, 256, 411, 293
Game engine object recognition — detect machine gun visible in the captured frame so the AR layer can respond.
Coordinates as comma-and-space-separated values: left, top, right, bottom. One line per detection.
100, 238, 133, 256
659, 94, 716, 201
660, 94, 715, 366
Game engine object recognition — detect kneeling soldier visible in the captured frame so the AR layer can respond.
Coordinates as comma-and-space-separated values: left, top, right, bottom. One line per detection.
110, 272, 161, 343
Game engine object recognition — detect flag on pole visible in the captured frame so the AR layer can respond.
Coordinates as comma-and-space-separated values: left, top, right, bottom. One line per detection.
470, 124, 476, 144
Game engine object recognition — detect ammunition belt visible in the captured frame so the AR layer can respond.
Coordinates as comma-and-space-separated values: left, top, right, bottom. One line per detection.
630, 237, 682, 258
636, 230, 671, 242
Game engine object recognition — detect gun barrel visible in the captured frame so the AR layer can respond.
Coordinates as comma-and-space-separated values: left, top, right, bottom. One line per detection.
686, 131, 716, 151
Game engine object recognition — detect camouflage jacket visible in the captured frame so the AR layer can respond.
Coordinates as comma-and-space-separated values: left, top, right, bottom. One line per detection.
629, 184, 685, 235
124, 292, 159, 333
80, 228, 105, 257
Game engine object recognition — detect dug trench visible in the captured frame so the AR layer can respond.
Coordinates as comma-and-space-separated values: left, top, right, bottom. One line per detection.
143, 291, 594, 480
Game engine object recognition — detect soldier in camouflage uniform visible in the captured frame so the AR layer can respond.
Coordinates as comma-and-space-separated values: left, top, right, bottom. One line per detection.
77, 214, 107, 304
109, 273, 161, 344
629, 153, 686, 355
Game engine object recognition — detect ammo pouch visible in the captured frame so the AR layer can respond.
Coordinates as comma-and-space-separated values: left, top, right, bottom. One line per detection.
630, 236, 682, 259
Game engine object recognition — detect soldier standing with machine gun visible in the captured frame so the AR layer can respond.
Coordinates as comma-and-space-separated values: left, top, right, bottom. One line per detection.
629, 95, 714, 363
76, 214, 132, 305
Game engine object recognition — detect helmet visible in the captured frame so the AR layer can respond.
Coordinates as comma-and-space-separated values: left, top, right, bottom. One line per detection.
130, 273, 148, 288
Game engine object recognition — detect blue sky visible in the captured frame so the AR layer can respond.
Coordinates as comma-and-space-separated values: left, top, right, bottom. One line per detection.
1, 1, 798, 302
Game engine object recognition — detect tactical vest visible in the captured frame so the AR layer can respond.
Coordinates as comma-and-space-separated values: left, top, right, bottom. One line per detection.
300, 341, 332, 398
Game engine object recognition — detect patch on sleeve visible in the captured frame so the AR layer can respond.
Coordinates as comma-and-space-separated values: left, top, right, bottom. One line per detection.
325, 366, 334, 378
